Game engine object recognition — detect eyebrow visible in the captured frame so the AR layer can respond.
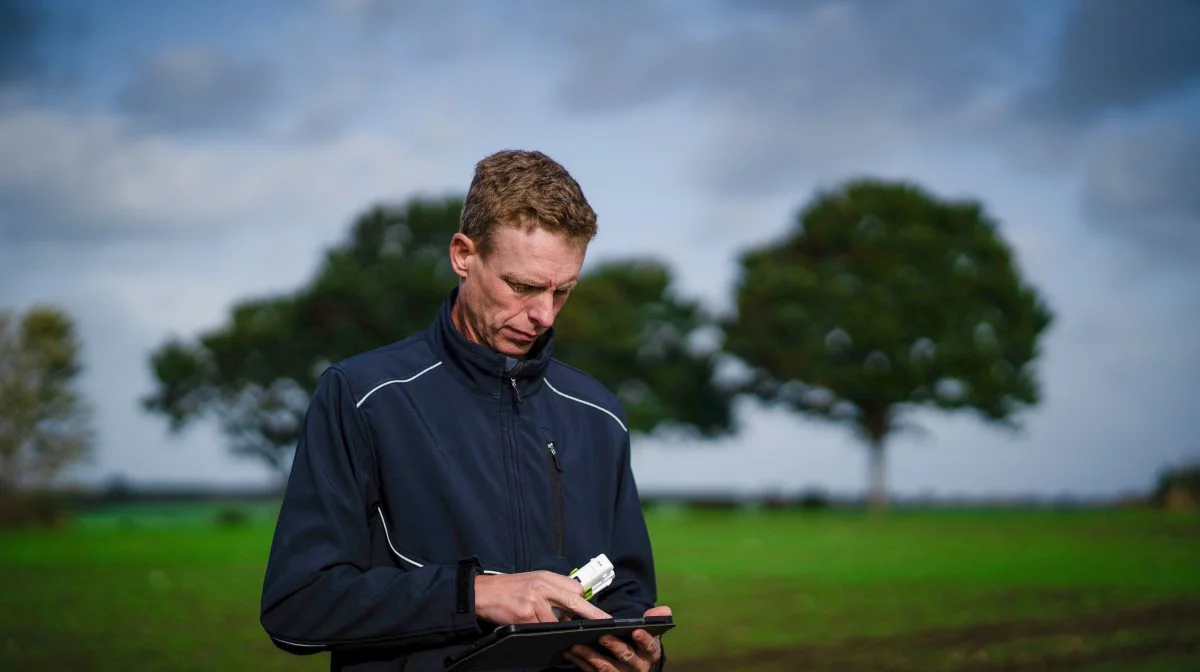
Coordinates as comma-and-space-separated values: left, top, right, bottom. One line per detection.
501, 273, 578, 291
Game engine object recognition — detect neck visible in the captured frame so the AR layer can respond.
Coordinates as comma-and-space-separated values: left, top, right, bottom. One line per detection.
450, 292, 481, 346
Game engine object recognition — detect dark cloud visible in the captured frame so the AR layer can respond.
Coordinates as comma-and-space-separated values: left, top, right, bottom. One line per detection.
1082, 124, 1200, 256
1022, 0, 1200, 123
1018, 0, 1200, 259
0, 0, 89, 104
533, 0, 1200, 263
0, 111, 203, 243
0, 0, 46, 84
0, 184, 206, 246
114, 47, 278, 133
323, 0, 533, 64
544, 0, 1041, 195
557, 1, 1035, 115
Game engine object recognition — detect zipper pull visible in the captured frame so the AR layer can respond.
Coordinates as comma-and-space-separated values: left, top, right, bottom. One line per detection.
510, 377, 522, 403
548, 441, 562, 472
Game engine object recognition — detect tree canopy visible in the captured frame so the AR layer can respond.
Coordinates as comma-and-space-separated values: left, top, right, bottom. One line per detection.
145, 199, 465, 481
724, 178, 1053, 509
0, 305, 94, 497
144, 197, 733, 481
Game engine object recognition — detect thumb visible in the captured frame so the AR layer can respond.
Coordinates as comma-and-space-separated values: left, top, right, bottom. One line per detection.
644, 605, 672, 618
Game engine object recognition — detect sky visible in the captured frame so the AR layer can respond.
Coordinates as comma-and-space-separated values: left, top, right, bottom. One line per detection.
2, 0, 1198, 500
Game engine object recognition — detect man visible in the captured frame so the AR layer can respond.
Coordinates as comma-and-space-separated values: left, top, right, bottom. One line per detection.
260, 149, 671, 671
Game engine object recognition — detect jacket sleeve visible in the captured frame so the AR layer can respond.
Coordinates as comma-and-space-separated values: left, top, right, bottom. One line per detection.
260, 366, 482, 653
594, 427, 659, 620
595, 427, 670, 669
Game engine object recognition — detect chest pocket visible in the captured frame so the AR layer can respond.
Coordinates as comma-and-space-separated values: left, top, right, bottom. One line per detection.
540, 427, 566, 559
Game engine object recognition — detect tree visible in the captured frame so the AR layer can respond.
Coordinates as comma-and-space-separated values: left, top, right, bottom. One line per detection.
724, 178, 1053, 511
144, 199, 463, 485
0, 305, 95, 498
144, 196, 733, 484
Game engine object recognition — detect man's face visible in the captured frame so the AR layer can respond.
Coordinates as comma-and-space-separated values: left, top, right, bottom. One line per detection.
451, 225, 585, 357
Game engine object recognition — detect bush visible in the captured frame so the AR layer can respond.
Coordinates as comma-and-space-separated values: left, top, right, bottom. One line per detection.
797, 489, 831, 511
0, 489, 73, 529
1152, 462, 1200, 511
212, 506, 250, 527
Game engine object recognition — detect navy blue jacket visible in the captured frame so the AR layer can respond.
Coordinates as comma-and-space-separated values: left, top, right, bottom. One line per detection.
260, 289, 660, 671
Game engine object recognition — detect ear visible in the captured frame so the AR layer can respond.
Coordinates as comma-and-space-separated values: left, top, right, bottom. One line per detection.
449, 233, 476, 280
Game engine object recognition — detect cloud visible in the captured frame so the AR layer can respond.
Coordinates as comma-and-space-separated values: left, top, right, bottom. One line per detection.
0, 0, 86, 105
566, 1, 1033, 111
1009, 0, 1200, 260
114, 47, 278, 134
0, 0, 47, 86
317, 0, 530, 63
0, 107, 431, 243
1021, 0, 1200, 124
530, 0, 1200, 266
545, 0, 1041, 195
1081, 123, 1200, 256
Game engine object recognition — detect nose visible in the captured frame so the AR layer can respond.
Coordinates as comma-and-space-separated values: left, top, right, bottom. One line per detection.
527, 291, 555, 330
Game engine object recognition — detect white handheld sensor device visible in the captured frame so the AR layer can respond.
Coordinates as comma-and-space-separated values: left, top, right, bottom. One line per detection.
569, 553, 615, 600
551, 553, 615, 620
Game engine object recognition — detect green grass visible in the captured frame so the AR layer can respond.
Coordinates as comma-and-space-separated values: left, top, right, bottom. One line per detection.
1, 504, 1197, 671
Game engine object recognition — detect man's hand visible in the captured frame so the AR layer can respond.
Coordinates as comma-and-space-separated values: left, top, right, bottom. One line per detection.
474, 571, 612, 624
562, 605, 671, 672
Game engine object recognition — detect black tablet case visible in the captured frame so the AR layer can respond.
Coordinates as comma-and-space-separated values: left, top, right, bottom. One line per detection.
443, 616, 675, 671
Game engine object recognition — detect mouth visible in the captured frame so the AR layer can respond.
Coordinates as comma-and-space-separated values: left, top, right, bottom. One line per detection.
505, 327, 537, 343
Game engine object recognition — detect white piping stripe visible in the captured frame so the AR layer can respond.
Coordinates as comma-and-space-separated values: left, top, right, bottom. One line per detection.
544, 379, 628, 433
267, 508, 510, 651
272, 637, 326, 648
376, 506, 507, 574
356, 362, 443, 408
377, 506, 425, 568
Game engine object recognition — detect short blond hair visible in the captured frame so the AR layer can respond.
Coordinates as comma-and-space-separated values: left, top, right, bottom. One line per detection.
459, 149, 598, 256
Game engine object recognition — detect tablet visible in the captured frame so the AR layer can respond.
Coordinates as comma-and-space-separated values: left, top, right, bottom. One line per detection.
443, 616, 675, 671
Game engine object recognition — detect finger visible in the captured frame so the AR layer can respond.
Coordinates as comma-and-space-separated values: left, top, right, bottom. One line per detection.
535, 602, 560, 624
570, 645, 621, 672
554, 590, 611, 620
644, 605, 672, 618
563, 651, 595, 671
546, 571, 592, 596
631, 629, 660, 659
598, 635, 640, 669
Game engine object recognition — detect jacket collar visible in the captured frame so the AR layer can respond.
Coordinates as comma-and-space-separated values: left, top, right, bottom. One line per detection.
427, 286, 553, 398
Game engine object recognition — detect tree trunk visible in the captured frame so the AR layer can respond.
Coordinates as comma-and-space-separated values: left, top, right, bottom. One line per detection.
858, 401, 891, 513
867, 438, 888, 512
273, 463, 290, 499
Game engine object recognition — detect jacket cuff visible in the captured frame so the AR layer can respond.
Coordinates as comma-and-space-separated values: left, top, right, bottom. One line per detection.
453, 557, 484, 633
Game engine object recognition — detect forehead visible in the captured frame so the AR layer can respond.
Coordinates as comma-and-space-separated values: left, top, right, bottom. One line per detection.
485, 226, 586, 279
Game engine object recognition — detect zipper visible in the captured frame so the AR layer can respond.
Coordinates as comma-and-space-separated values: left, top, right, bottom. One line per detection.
509, 377, 522, 410
507, 360, 524, 412
547, 439, 564, 556
504, 375, 528, 572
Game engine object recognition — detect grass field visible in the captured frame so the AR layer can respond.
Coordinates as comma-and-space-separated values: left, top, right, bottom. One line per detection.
1, 502, 1197, 671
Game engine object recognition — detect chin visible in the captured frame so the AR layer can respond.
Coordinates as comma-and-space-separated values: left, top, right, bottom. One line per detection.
496, 339, 533, 357
500, 344, 531, 357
